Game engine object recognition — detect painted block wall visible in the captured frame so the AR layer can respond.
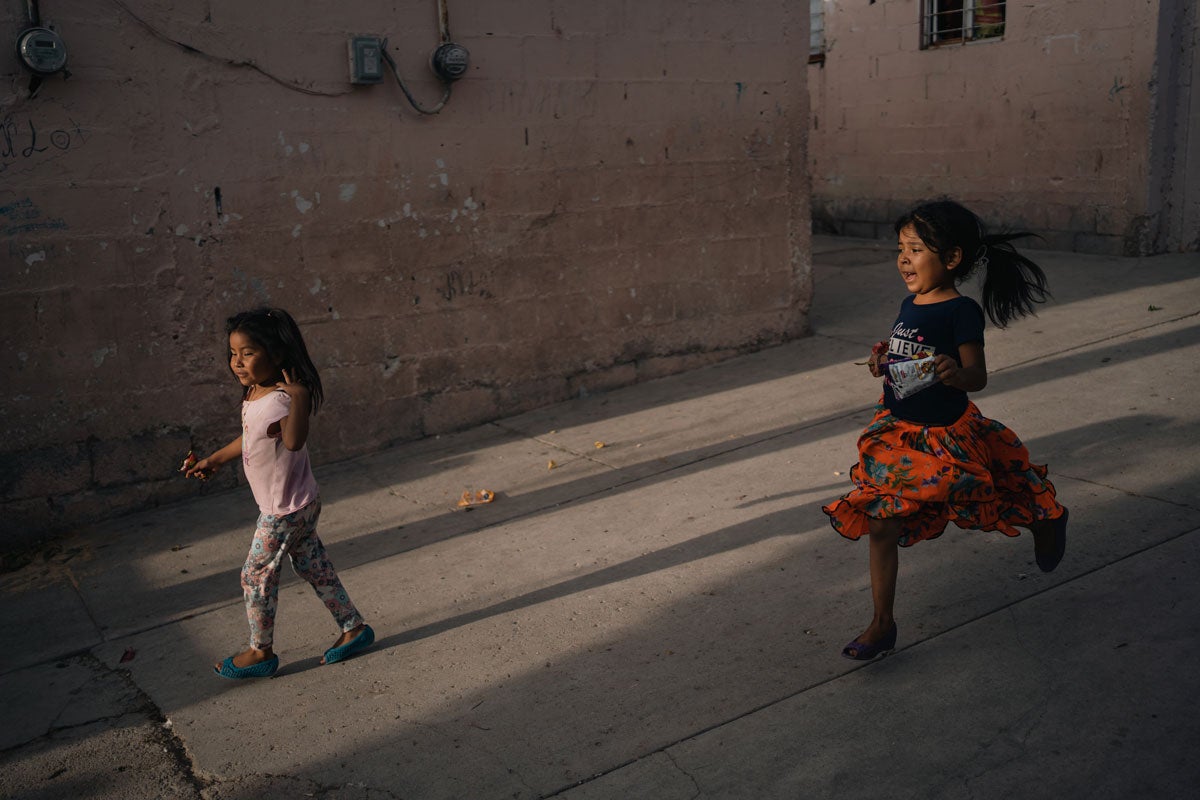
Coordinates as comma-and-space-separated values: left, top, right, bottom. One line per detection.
808, 0, 1194, 254
0, 1, 812, 548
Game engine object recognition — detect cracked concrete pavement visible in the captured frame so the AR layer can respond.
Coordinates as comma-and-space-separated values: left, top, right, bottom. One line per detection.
2, 236, 1199, 799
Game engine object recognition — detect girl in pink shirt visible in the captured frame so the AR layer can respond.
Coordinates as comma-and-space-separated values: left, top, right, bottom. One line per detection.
187, 308, 373, 678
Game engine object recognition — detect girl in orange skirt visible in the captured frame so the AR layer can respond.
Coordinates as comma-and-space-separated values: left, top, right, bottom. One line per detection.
823, 200, 1069, 661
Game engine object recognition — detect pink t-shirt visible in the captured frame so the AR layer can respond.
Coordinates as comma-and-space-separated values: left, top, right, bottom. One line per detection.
241, 390, 318, 516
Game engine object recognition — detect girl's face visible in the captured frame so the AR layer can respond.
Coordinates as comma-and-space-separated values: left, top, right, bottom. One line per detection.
229, 331, 281, 388
896, 224, 961, 301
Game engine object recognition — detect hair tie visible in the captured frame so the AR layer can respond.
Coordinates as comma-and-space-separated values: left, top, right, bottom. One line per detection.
974, 244, 989, 270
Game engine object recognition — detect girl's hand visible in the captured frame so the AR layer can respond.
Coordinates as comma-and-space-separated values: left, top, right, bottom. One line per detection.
183, 436, 242, 479
868, 341, 888, 378
939, 342, 988, 392
184, 456, 217, 480
276, 369, 311, 405
933, 354, 960, 385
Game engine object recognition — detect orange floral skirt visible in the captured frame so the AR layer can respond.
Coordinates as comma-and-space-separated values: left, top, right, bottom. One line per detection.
822, 400, 1065, 547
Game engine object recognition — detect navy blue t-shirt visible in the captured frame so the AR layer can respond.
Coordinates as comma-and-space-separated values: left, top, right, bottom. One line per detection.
883, 295, 986, 425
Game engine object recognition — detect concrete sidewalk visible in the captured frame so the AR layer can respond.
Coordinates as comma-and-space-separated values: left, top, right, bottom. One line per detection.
3, 237, 1199, 799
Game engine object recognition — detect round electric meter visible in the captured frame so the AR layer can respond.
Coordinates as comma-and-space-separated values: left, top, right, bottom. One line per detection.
430, 42, 470, 82
17, 27, 68, 75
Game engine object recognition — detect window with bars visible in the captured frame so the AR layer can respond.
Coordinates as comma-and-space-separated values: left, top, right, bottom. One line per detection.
810, 0, 825, 63
922, 0, 1006, 48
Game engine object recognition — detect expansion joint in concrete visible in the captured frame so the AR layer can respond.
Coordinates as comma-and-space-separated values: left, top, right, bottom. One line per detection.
1056, 473, 1200, 512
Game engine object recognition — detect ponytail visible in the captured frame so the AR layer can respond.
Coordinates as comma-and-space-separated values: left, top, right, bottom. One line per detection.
896, 199, 1051, 328
978, 233, 1050, 328
225, 307, 325, 414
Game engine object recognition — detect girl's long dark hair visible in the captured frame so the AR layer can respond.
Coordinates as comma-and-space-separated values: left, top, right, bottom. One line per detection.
225, 307, 324, 414
895, 200, 1050, 328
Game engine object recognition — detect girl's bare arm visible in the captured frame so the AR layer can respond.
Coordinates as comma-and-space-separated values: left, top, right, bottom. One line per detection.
186, 435, 243, 477
937, 341, 988, 392
277, 369, 311, 451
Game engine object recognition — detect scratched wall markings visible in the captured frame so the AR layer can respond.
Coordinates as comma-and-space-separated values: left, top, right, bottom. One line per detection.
438, 269, 492, 301
0, 113, 87, 174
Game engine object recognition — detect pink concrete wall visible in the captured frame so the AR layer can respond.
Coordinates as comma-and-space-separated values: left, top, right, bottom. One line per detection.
1, 1, 811, 547
808, 0, 1187, 254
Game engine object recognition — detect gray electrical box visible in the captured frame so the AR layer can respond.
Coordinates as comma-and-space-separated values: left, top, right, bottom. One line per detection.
349, 36, 384, 84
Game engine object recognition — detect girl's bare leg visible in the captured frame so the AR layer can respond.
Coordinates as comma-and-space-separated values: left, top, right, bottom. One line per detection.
855, 517, 903, 644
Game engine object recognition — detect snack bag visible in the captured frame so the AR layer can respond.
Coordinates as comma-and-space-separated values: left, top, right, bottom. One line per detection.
179, 450, 208, 480
887, 355, 939, 399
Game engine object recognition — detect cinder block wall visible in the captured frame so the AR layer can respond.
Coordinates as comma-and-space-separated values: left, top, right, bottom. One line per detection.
808, 0, 1180, 254
1, 1, 811, 548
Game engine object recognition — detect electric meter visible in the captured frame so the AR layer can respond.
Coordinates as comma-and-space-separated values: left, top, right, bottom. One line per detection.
430, 42, 469, 82
17, 27, 67, 75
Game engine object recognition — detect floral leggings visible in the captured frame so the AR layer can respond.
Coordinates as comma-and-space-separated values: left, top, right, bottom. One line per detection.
241, 498, 364, 650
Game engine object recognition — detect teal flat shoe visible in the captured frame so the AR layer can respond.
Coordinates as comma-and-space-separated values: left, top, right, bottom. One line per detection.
214, 654, 279, 679
324, 624, 375, 665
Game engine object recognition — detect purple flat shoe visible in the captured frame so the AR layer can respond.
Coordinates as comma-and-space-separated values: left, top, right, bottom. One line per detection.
841, 622, 898, 661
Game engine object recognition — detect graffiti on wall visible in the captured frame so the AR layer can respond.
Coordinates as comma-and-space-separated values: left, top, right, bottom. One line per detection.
0, 197, 68, 238
1, 112, 87, 175
438, 269, 492, 302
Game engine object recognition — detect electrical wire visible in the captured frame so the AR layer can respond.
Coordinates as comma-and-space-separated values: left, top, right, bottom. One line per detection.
105, 0, 460, 112
380, 40, 451, 115
106, 0, 352, 97
437, 0, 451, 45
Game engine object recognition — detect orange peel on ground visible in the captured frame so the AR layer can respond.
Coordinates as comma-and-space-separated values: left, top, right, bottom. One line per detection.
457, 489, 495, 507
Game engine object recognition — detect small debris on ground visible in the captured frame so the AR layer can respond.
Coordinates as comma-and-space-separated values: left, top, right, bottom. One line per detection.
457, 489, 495, 507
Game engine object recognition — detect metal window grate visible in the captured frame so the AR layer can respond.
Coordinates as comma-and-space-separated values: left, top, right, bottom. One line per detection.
810, 0, 826, 62
922, 0, 1006, 48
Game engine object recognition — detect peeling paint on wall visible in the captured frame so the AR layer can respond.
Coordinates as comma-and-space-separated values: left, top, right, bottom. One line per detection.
291, 190, 314, 214
92, 346, 115, 368
231, 268, 270, 302
1043, 33, 1081, 55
